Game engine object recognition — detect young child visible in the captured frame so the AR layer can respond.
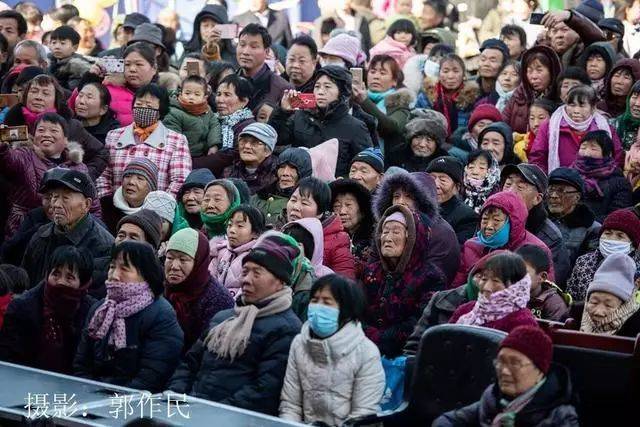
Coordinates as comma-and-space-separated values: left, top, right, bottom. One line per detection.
48, 25, 92, 91
516, 244, 570, 322
513, 98, 555, 163
581, 42, 615, 99
463, 149, 500, 213
164, 75, 222, 159
369, 19, 417, 68
386, 0, 420, 30
209, 205, 265, 298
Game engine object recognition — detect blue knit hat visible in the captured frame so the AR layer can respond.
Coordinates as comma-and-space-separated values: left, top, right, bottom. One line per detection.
351, 148, 384, 173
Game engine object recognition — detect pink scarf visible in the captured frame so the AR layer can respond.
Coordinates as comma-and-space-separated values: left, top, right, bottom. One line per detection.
457, 274, 531, 326
547, 105, 611, 173
87, 281, 155, 349
22, 106, 57, 130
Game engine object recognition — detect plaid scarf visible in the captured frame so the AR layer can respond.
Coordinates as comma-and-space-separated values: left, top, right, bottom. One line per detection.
572, 155, 618, 197
463, 156, 500, 214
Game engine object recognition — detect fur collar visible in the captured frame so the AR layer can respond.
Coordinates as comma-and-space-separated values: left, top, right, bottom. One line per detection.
422, 76, 480, 110
16, 139, 84, 164
373, 170, 439, 220
384, 88, 414, 111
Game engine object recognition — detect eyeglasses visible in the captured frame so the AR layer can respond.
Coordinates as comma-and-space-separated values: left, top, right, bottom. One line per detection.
548, 187, 580, 196
493, 358, 533, 373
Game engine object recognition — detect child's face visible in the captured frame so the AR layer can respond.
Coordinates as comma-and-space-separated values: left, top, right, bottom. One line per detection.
497, 64, 520, 92
396, 0, 413, 14
393, 30, 413, 46
226, 212, 255, 248
528, 105, 550, 134
586, 53, 607, 80
578, 140, 604, 159
180, 81, 208, 105
566, 99, 595, 123
49, 38, 76, 59
524, 261, 544, 295
465, 157, 490, 181
256, 103, 274, 123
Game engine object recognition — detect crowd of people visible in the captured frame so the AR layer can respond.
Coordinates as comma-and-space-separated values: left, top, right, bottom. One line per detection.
0, 0, 639, 425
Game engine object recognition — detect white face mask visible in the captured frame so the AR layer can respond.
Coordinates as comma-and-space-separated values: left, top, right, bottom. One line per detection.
320, 58, 346, 68
423, 59, 440, 78
599, 238, 632, 258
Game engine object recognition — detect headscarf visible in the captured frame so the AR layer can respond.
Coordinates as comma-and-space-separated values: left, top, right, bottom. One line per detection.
463, 154, 500, 214
616, 81, 640, 150
200, 180, 241, 238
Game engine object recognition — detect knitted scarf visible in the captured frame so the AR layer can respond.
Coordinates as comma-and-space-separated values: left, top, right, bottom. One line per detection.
367, 88, 396, 114
547, 105, 611, 172
434, 82, 461, 135
580, 297, 640, 335
172, 202, 195, 234
495, 81, 515, 113
463, 156, 500, 214
218, 108, 254, 149
22, 106, 57, 131
112, 187, 142, 215
572, 155, 618, 197
200, 199, 241, 239
178, 98, 210, 116
204, 287, 292, 361
280, 233, 314, 285
491, 378, 547, 427
457, 274, 531, 326
616, 95, 640, 150
87, 281, 155, 349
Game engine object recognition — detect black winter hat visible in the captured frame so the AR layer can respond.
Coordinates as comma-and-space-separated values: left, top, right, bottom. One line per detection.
598, 18, 624, 37
178, 168, 216, 199
501, 163, 548, 194
426, 156, 464, 185
558, 66, 592, 86
480, 38, 510, 64
117, 209, 163, 249
549, 167, 585, 195
581, 130, 614, 157
228, 178, 251, 204
575, 0, 605, 24
316, 65, 353, 100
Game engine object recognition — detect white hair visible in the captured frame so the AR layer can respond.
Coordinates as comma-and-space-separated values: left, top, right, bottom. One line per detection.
14, 39, 49, 68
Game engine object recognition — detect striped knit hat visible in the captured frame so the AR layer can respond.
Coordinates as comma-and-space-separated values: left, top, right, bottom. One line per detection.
123, 158, 159, 191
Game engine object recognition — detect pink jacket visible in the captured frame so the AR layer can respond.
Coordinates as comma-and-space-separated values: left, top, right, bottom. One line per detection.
323, 214, 356, 279
369, 36, 416, 69
69, 83, 134, 127
452, 191, 554, 287
529, 118, 623, 174
283, 218, 334, 277
208, 238, 257, 298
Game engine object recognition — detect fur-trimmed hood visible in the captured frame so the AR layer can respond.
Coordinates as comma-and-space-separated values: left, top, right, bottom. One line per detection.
422, 76, 480, 110
384, 88, 414, 111
373, 170, 439, 220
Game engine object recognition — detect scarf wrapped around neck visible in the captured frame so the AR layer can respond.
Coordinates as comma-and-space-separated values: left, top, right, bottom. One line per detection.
87, 281, 155, 349
200, 197, 241, 239
547, 105, 611, 172
133, 122, 159, 142
491, 378, 547, 427
204, 287, 292, 361
572, 155, 618, 197
22, 106, 57, 131
434, 82, 461, 136
179, 98, 210, 116
367, 88, 396, 114
218, 108, 254, 149
457, 274, 531, 326
463, 156, 500, 214
113, 187, 143, 215
616, 95, 640, 150
580, 297, 640, 335
495, 81, 515, 113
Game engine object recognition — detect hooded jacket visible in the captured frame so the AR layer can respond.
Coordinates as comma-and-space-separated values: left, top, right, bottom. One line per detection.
598, 59, 640, 120
283, 218, 333, 278
363, 205, 447, 357
209, 238, 257, 299
183, 5, 236, 64
579, 41, 616, 95
503, 46, 562, 133
477, 122, 518, 166
452, 191, 554, 287
164, 96, 222, 157
321, 214, 355, 279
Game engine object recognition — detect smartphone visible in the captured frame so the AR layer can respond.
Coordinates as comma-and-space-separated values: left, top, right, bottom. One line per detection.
0, 125, 28, 142
186, 61, 200, 76
0, 93, 19, 108
291, 93, 317, 109
216, 24, 238, 39
350, 67, 363, 85
529, 12, 545, 25
100, 58, 124, 74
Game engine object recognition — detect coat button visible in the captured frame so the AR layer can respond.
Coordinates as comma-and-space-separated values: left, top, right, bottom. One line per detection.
268, 197, 274, 202
267, 213, 272, 217
159, 143, 165, 148
377, 319, 383, 327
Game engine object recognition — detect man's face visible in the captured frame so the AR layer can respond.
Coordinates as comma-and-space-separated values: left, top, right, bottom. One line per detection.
285, 43, 317, 86
431, 172, 458, 204
50, 187, 91, 229
479, 48, 504, 79
549, 22, 579, 55
502, 173, 542, 210
50, 38, 76, 59
241, 261, 284, 304
237, 33, 267, 74
349, 161, 381, 191
0, 18, 22, 51
501, 33, 524, 59
547, 183, 581, 218
115, 222, 147, 244
182, 187, 205, 214
13, 45, 41, 67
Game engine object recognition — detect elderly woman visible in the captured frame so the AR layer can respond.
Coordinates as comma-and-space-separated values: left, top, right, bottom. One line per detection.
270, 65, 373, 177
614, 80, 640, 150
173, 168, 215, 233
200, 179, 241, 239
363, 205, 446, 357
73, 78, 120, 144
3, 73, 108, 179
435, 326, 579, 426
597, 59, 640, 120
96, 83, 191, 199
73, 241, 184, 391
165, 228, 234, 350
0, 246, 95, 374
580, 253, 640, 337
0, 113, 91, 238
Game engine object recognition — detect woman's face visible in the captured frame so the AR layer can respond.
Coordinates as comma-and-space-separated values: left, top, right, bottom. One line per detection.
528, 105, 550, 134
566, 99, 595, 123
478, 270, 506, 299
133, 93, 160, 110
629, 92, 640, 119
497, 64, 520, 92
471, 119, 493, 140
201, 185, 231, 215
27, 82, 56, 113
107, 253, 145, 283
526, 59, 551, 92
277, 164, 299, 189
465, 157, 489, 181
480, 207, 507, 237
286, 188, 319, 222
578, 140, 604, 159
380, 220, 407, 259
313, 75, 340, 108
75, 84, 108, 120
47, 264, 80, 289
367, 61, 397, 92
226, 211, 255, 248
122, 174, 151, 207
586, 291, 623, 323
496, 347, 544, 398
310, 286, 339, 309
602, 228, 631, 242
411, 135, 437, 157
124, 51, 157, 88
611, 69, 634, 97
319, 53, 346, 68
332, 193, 363, 233
480, 131, 506, 162
164, 250, 195, 285
392, 30, 413, 46
586, 54, 607, 80
439, 59, 464, 91
216, 82, 247, 116
392, 189, 416, 211
256, 103, 274, 123
182, 187, 205, 214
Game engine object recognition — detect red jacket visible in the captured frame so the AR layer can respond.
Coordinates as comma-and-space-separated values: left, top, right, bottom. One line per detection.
449, 301, 538, 333
322, 214, 355, 279
452, 191, 554, 287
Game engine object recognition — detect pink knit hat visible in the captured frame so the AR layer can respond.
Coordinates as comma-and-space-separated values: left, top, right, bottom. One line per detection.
319, 34, 367, 67
384, 211, 407, 227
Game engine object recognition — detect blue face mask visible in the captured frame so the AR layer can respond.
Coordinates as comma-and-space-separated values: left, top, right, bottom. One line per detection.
477, 218, 511, 249
307, 303, 340, 338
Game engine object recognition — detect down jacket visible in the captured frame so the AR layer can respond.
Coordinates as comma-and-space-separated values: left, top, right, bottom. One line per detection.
452, 191, 554, 287
163, 96, 222, 157
417, 77, 480, 134
321, 214, 355, 279
283, 218, 334, 278
279, 322, 385, 426
208, 238, 257, 298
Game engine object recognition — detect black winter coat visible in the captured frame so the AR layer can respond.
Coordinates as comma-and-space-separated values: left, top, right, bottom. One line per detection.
0, 282, 95, 372
527, 205, 571, 288
82, 111, 121, 145
440, 195, 479, 244
550, 203, 600, 266
0, 206, 48, 265
269, 102, 373, 177
582, 170, 633, 223
73, 297, 183, 392
167, 306, 301, 415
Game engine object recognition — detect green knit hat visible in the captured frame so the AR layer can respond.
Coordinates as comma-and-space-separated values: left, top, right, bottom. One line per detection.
166, 228, 199, 258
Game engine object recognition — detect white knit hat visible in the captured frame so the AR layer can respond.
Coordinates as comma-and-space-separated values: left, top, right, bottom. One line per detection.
587, 253, 636, 301
142, 191, 176, 224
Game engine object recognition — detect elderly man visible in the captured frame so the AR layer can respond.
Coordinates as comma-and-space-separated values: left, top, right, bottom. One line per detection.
0, 10, 27, 55
12, 39, 47, 68
476, 39, 509, 98
547, 168, 600, 265
501, 164, 571, 286
349, 148, 384, 192
21, 169, 114, 296
223, 122, 278, 195
167, 232, 302, 415
283, 35, 319, 93
114, 209, 164, 250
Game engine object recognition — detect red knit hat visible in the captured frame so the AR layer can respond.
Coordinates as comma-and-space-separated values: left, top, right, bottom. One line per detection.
601, 209, 640, 247
499, 326, 553, 374
468, 105, 502, 132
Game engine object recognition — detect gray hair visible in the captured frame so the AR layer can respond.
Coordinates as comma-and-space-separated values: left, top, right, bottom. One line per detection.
14, 39, 49, 68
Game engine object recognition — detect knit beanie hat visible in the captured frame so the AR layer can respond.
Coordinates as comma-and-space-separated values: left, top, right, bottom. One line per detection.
351, 148, 385, 174
178, 168, 215, 199
426, 156, 464, 185
468, 105, 502, 132
116, 209, 163, 249
601, 209, 640, 247
243, 233, 300, 284
318, 33, 366, 67
316, 65, 353, 100
559, 66, 592, 87
142, 191, 177, 224
580, 130, 614, 158
575, 0, 605, 24
384, 211, 407, 227
166, 228, 200, 258
499, 326, 553, 374
587, 253, 636, 301
239, 122, 278, 152
405, 109, 448, 146
479, 38, 509, 64
123, 158, 159, 191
